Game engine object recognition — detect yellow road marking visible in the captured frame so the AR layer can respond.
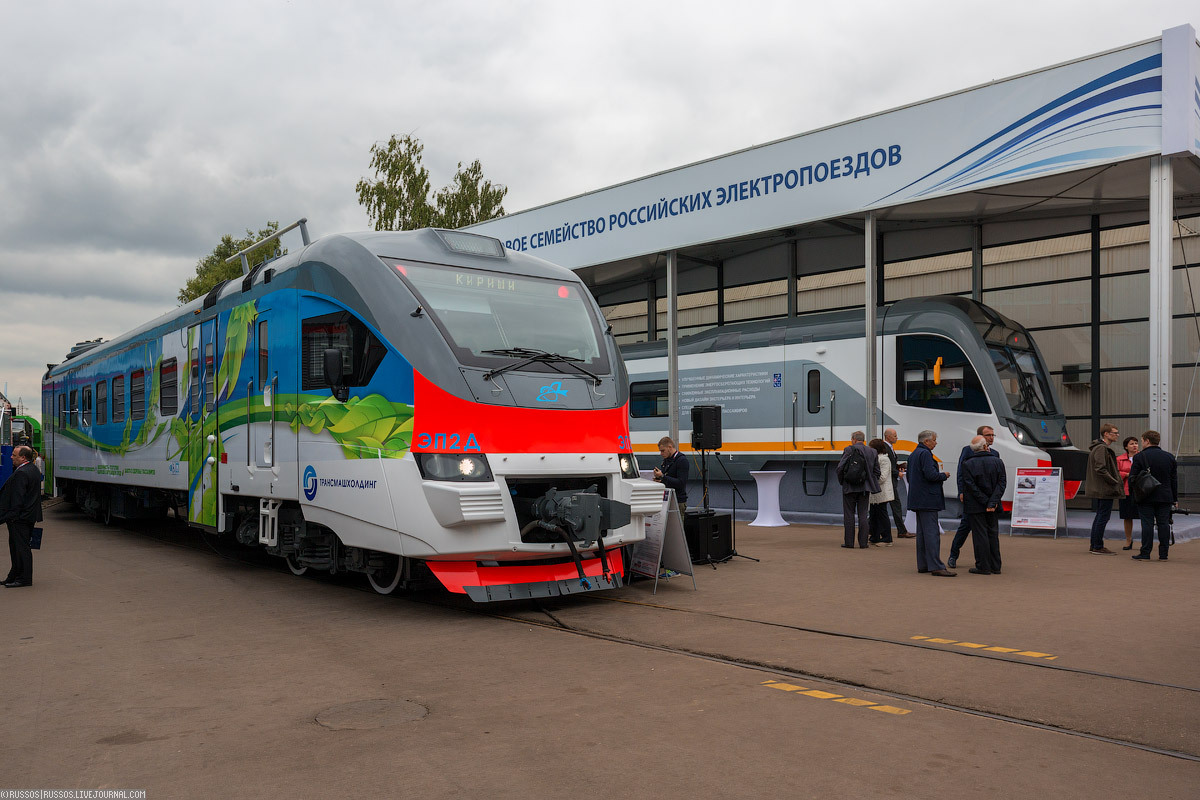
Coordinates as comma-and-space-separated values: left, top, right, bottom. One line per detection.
760, 681, 910, 715
915, 637, 1056, 660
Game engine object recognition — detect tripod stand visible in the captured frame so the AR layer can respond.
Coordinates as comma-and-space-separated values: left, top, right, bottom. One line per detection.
711, 450, 759, 563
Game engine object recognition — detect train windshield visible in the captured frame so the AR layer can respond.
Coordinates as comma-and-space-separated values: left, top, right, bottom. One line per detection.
389, 261, 606, 368
987, 344, 1055, 415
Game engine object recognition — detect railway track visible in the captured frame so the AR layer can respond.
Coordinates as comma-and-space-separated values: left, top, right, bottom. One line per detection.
102, 510, 1200, 764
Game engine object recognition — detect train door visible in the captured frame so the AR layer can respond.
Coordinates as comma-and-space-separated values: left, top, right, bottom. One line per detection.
253, 307, 277, 478
797, 362, 833, 450
188, 319, 220, 528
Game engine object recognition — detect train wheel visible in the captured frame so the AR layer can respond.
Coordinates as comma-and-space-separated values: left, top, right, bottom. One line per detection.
285, 553, 309, 577
102, 502, 113, 526
367, 553, 403, 595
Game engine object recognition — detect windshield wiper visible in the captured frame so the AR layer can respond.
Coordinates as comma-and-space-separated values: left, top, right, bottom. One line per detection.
481, 348, 602, 385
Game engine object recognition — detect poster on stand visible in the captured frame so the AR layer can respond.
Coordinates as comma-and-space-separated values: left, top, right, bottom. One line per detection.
1011, 467, 1066, 535
628, 489, 696, 593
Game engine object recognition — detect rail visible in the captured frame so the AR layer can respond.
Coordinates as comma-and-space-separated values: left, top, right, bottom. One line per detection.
246, 379, 253, 468
224, 218, 311, 276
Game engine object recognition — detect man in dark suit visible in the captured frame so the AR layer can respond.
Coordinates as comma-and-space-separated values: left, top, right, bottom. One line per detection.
960, 436, 1007, 575
1129, 430, 1177, 562
836, 430, 881, 549
948, 425, 995, 568
907, 429, 953, 576
0, 445, 43, 587
883, 428, 913, 538
653, 436, 689, 513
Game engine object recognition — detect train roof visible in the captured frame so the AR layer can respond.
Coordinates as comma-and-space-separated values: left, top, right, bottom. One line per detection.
620, 296, 1030, 358
45, 228, 579, 379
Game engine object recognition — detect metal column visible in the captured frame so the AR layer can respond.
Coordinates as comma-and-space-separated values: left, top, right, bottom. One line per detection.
1149, 156, 1174, 449
971, 224, 983, 302
1090, 215, 1102, 434
864, 213, 878, 441
666, 251, 680, 445
646, 280, 657, 342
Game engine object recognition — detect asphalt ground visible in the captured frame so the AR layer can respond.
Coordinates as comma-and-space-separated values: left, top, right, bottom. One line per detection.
1, 504, 1197, 799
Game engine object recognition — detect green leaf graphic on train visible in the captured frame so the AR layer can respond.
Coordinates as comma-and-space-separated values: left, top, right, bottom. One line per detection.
290, 394, 414, 458
219, 300, 258, 400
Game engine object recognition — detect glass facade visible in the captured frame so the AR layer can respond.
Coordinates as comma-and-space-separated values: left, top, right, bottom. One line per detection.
600, 216, 1200, 465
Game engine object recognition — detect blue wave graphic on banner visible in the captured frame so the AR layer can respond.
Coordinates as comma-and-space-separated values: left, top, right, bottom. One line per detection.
878, 53, 1162, 205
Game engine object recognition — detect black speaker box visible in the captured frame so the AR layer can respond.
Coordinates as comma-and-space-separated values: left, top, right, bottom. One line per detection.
683, 511, 733, 563
690, 404, 722, 450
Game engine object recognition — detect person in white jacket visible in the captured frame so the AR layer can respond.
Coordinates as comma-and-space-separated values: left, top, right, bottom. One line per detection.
867, 438, 895, 546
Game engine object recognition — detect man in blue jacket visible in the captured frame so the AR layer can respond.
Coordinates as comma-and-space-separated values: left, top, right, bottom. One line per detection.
1129, 430, 1177, 561
907, 430, 954, 576
653, 436, 690, 513
960, 435, 1007, 575
948, 425, 995, 568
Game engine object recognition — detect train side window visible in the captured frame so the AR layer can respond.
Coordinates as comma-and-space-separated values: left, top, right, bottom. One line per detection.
96, 380, 107, 425
160, 358, 178, 416
630, 380, 668, 418
806, 369, 821, 414
70, 389, 78, 428
301, 312, 386, 391
190, 347, 200, 417
112, 376, 125, 423
82, 386, 92, 427
258, 321, 269, 389
204, 344, 215, 412
58, 393, 67, 429
896, 335, 989, 414
131, 370, 145, 421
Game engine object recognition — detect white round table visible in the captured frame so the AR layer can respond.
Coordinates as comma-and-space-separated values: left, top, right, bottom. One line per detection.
749, 470, 788, 526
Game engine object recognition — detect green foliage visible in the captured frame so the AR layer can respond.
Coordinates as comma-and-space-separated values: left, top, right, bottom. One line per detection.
177, 223, 284, 304
290, 394, 414, 458
219, 301, 258, 400
355, 134, 508, 231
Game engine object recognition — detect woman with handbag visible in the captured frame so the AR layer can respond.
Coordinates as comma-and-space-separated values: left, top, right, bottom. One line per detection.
867, 439, 895, 547
1128, 430, 1177, 562
1115, 436, 1140, 550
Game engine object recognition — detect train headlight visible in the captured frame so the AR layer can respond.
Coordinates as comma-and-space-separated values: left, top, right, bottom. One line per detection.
1007, 421, 1034, 445
416, 453, 493, 482
619, 454, 640, 479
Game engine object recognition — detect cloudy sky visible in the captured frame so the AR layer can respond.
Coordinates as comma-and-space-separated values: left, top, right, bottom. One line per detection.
1, 0, 1196, 411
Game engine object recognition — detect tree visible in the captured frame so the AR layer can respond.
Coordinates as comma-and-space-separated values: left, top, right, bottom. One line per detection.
355, 134, 507, 231
177, 223, 283, 304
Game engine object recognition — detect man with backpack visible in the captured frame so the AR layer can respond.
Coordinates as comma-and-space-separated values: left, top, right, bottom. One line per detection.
836, 430, 881, 549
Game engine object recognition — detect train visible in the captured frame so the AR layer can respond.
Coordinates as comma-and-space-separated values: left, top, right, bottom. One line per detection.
40, 225, 664, 601
623, 296, 1087, 510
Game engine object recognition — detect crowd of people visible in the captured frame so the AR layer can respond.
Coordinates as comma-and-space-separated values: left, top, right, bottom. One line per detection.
834, 424, 1180, 577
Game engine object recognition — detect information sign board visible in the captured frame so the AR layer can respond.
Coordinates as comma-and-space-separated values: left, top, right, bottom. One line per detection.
628, 489, 696, 593
1011, 467, 1066, 535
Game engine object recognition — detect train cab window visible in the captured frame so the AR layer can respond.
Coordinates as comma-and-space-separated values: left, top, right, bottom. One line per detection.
112, 376, 125, 423
58, 393, 67, 429
301, 312, 386, 391
258, 321, 269, 389
807, 370, 822, 414
190, 348, 200, 417
897, 335, 989, 414
630, 380, 669, 418
160, 358, 178, 416
96, 380, 107, 425
81, 386, 92, 427
131, 370, 145, 421
69, 390, 78, 428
